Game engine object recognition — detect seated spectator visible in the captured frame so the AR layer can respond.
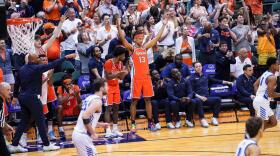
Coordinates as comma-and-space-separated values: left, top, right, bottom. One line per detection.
236, 64, 256, 117
175, 25, 196, 66
17, 0, 35, 17
166, 68, 194, 129
151, 69, 168, 130
57, 74, 82, 140
0, 40, 15, 90
88, 46, 105, 83
161, 54, 190, 80
195, 21, 219, 65
77, 31, 94, 74
43, 0, 63, 25
230, 48, 252, 80
190, 62, 232, 127
215, 41, 236, 81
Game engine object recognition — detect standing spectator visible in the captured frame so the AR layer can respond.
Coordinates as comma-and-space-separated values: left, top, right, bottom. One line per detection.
10, 53, 76, 153
17, 0, 35, 17
166, 68, 194, 128
184, 16, 197, 37
161, 54, 190, 80
155, 10, 175, 54
77, 31, 94, 74
57, 74, 82, 140
230, 48, 252, 79
96, 14, 118, 58
195, 21, 220, 65
61, 8, 82, 57
245, 0, 263, 24
214, 16, 237, 51
103, 47, 128, 138
189, 0, 208, 21
151, 70, 168, 130
43, 0, 63, 25
271, 13, 280, 60
257, 19, 276, 65
232, 14, 252, 54
190, 62, 232, 127
123, 3, 139, 25
175, 25, 196, 66
88, 46, 105, 83
98, 0, 119, 17
215, 41, 236, 81
137, 0, 158, 13
0, 82, 15, 156
0, 40, 15, 90
89, 13, 102, 42
236, 64, 256, 117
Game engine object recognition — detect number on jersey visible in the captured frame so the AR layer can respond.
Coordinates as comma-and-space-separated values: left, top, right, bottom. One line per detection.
139, 56, 145, 63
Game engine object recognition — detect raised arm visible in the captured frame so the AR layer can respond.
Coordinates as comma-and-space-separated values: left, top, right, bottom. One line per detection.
116, 19, 133, 53
43, 15, 66, 51
144, 19, 168, 50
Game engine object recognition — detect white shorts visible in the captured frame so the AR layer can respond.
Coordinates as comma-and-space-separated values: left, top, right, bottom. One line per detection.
253, 97, 274, 120
72, 130, 97, 156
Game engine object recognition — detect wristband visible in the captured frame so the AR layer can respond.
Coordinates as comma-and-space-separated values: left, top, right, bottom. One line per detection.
83, 118, 91, 125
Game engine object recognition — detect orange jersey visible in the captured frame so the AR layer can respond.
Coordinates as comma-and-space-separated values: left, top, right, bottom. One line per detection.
104, 59, 124, 87
131, 47, 150, 79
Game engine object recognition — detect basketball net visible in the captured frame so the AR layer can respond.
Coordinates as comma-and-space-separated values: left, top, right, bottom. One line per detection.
7, 18, 43, 55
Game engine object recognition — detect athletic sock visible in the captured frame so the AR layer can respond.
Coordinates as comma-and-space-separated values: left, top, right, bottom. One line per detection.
106, 127, 112, 133
59, 127, 64, 132
48, 121, 53, 132
112, 124, 118, 131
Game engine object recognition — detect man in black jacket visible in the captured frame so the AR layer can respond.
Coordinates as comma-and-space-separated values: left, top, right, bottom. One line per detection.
215, 41, 236, 81
166, 68, 194, 129
236, 64, 256, 117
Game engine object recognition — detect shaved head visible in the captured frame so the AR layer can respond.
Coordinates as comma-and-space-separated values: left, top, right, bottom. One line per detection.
28, 53, 40, 64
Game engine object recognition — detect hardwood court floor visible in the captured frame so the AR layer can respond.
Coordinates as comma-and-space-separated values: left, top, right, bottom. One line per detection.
13, 122, 280, 156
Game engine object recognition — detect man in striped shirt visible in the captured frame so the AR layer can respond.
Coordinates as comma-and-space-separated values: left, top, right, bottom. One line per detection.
0, 82, 15, 156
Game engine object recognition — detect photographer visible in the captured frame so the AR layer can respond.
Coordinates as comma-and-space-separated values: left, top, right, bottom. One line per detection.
215, 41, 236, 81
57, 74, 82, 140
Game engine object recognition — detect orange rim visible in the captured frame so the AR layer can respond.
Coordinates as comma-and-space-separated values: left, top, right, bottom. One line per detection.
7, 18, 41, 25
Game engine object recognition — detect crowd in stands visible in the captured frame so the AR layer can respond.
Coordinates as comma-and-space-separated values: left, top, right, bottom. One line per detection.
1, 0, 280, 151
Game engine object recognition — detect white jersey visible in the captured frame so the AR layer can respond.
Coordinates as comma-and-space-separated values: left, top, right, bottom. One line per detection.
256, 71, 274, 100
74, 95, 102, 134
235, 139, 257, 156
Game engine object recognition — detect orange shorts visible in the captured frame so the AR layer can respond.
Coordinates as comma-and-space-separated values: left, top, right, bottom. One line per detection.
63, 105, 80, 117
131, 77, 154, 99
107, 85, 121, 105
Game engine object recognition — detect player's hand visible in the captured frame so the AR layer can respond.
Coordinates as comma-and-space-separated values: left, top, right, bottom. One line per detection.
201, 96, 207, 102
65, 53, 76, 59
3, 123, 15, 136
91, 133, 98, 140
11, 97, 18, 106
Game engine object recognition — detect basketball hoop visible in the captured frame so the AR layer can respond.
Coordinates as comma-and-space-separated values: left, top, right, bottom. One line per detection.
7, 18, 43, 55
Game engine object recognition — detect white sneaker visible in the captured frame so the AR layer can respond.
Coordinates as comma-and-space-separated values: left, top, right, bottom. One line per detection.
8, 145, 28, 153
155, 123, 161, 130
166, 122, 175, 129
19, 133, 27, 147
185, 120, 194, 128
211, 117, 219, 126
112, 130, 123, 137
200, 119, 209, 128
43, 143, 60, 152
105, 132, 114, 138
175, 121, 181, 128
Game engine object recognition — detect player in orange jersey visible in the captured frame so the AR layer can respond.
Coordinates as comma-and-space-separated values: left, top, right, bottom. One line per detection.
117, 17, 168, 132
104, 46, 128, 138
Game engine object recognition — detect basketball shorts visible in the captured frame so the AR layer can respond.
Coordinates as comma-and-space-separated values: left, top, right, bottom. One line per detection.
131, 78, 154, 99
253, 97, 274, 120
107, 91, 121, 105
72, 130, 97, 156
63, 105, 80, 117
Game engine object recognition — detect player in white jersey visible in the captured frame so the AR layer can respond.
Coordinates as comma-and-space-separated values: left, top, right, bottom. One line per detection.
235, 117, 263, 156
72, 78, 109, 156
253, 57, 279, 129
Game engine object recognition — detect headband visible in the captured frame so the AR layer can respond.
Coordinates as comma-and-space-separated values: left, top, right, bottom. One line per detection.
134, 34, 144, 39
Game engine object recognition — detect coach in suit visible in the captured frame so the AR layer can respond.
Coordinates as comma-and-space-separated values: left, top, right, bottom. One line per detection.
10, 53, 76, 152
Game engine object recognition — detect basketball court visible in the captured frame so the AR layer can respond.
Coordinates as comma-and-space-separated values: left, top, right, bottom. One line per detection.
12, 122, 280, 156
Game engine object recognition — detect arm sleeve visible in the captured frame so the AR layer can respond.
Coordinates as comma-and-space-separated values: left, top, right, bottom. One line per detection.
35, 58, 66, 73
236, 76, 251, 97
166, 81, 180, 101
